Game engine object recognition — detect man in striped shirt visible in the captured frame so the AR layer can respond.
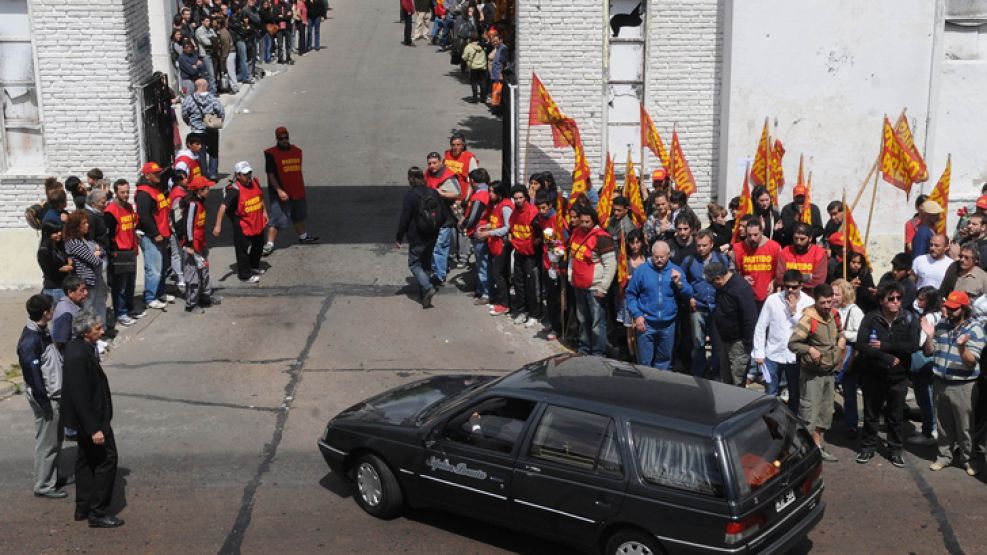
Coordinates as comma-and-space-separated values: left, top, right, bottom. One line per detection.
922, 290, 984, 476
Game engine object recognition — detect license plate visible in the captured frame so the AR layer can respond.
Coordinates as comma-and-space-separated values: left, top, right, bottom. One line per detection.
775, 489, 796, 513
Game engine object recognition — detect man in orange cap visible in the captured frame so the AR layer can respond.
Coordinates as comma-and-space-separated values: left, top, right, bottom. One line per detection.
779, 183, 822, 247
921, 289, 984, 476
178, 176, 219, 314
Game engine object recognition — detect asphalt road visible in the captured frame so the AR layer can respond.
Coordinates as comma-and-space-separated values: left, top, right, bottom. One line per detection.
0, 1, 984, 554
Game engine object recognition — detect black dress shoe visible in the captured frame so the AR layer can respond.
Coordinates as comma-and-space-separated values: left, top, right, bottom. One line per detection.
88, 515, 124, 528
34, 489, 68, 499
74, 511, 89, 522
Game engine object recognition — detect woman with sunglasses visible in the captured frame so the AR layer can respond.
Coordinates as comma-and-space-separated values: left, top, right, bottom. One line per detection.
853, 281, 922, 468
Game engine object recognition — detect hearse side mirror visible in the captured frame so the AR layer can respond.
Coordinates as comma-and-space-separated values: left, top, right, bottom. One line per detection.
424, 425, 440, 449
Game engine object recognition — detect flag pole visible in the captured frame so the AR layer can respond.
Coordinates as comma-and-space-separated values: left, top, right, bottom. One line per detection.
522, 118, 532, 187
765, 117, 771, 202
842, 188, 848, 281
863, 166, 879, 254
850, 155, 880, 213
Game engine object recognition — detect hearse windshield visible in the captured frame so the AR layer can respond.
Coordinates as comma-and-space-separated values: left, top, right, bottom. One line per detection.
727, 405, 809, 497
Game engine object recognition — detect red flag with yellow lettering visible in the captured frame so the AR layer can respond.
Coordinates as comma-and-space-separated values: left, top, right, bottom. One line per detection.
669, 130, 697, 196
845, 202, 868, 265
927, 155, 951, 234
554, 194, 569, 238
640, 103, 670, 171
801, 172, 813, 226
617, 231, 630, 290
623, 150, 646, 227
894, 113, 929, 183
880, 116, 925, 196
733, 166, 753, 243
750, 119, 769, 187
571, 140, 592, 200
771, 139, 786, 189
596, 153, 617, 224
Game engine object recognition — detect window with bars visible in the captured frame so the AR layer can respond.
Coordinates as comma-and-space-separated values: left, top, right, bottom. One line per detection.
0, 0, 43, 172
607, 0, 645, 165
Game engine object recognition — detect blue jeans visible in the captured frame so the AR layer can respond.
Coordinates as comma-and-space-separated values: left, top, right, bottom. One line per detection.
263, 34, 273, 63
202, 56, 217, 95
110, 272, 136, 317
408, 239, 435, 298
836, 348, 859, 430
690, 309, 720, 379
431, 226, 454, 282
764, 359, 800, 413
140, 235, 165, 304
473, 239, 490, 298
637, 320, 676, 369
235, 40, 250, 82
912, 365, 937, 437
307, 17, 321, 50
42, 287, 65, 305
575, 289, 607, 356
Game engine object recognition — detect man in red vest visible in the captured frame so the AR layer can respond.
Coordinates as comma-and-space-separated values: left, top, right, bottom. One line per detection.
263, 126, 318, 256
103, 179, 143, 326
134, 162, 174, 310
508, 184, 542, 326
424, 151, 461, 285
214, 161, 269, 282
173, 133, 203, 182
732, 218, 783, 311
442, 133, 478, 270
179, 176, 218, 313
777, 222, 828, 293
568, 205, 616, 356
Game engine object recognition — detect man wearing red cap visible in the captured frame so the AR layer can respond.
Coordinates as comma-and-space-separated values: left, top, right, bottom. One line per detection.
650, 168, 671, 198
263, 126, 319, 256
922, 290, 984, 476
134, 162, 174, 310
178, 176, 218, 313
779, 183, 823, 246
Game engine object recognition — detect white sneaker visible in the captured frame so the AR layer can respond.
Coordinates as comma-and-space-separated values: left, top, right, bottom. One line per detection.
97, 340, 108, 355
244, 275, 261, 283
252, 268, 266, 275
513, 313, 528, 325
117, 315, 136, 327
162, 294, 176, 303
524, 318, 537, 328
147, 299, 167, 310
131, 310, 147, 319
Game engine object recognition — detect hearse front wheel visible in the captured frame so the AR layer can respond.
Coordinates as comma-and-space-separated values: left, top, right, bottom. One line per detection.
605, 529, 663, 555
351, 453, 403, 519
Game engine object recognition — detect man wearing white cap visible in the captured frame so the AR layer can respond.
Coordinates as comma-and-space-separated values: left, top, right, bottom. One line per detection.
213, 161, 269, 283
911, 199, 943, 259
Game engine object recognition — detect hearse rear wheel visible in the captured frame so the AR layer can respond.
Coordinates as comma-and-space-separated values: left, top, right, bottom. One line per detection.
351, 453, 403, 519
605, 529, 663, 555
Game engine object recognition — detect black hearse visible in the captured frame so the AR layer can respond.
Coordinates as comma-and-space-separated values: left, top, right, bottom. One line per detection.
318, 355, 825, 554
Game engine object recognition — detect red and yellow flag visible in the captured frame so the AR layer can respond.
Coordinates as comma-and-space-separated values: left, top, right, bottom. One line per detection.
894, 113, 929, 183
845, 202, 868, 264
750, 120, 770, 186
617, 231, 630, 290
623, 150, 646, 227
771, 139, 786, 189
669, 130, 697, 196
927, 155, 951, 235
640, 103, 670, 171
801, 171, 813, 225
732, 165, 753, 243
596, 153, 617, 224
880, 116, 926, 196
554, 194, 569, 238
529, 74, 567, 127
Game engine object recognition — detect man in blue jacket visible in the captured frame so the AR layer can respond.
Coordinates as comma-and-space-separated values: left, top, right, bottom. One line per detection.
17, 294, 68, 499
681, 229, 732, 379
626, 241, 694, 369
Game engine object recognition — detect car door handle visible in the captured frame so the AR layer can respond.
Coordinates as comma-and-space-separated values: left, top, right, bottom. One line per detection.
594, 499, 613, 508
521, 464, 541, 473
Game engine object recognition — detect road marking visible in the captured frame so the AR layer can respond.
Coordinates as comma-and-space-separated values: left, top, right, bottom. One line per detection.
903, 455, 965, 554
113, 392, 280, 413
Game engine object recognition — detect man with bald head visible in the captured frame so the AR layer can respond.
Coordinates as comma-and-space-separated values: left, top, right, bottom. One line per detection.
625, 240, 694, 369
913, 233, 952, 290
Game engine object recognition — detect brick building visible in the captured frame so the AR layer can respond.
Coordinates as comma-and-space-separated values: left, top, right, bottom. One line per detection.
0, 0, 153, 285
515, 0, 987, 247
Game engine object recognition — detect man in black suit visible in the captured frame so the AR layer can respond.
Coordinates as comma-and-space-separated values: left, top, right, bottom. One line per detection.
61, 308, 123, 528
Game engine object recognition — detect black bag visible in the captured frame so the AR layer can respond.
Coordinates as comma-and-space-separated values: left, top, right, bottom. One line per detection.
415, 188, 444, 236
109, 250, 138, 274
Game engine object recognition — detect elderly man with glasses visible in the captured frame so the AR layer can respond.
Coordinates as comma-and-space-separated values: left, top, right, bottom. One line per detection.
853, 281, 921, 468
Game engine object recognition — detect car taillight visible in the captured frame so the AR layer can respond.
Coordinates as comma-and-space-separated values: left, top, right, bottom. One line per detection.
801, 462, 823, 496
725, 512, 766, 544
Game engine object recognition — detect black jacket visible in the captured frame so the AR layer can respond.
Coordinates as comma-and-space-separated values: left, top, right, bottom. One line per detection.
712, 273, 757, 350
17, 321, 52, 413
37, 241, 70, 290
853, 310, 920, 379
61, 338, 113, 436
135, 180, 165, 239
779, 201, 823, 245
85, 207, 110, 252
397, 187, 444, 245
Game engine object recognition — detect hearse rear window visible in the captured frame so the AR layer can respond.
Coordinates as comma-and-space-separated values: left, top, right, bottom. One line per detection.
629, 423, 724, 497
727, 405, 809, 497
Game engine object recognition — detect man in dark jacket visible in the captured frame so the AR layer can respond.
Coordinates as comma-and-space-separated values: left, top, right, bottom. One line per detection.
134, 162, 173, 310
17, 294, 67, 499
705, 262, 757, 386
396, 166, 445, 308
853, 281, 920, 468
61, 308, 123, 528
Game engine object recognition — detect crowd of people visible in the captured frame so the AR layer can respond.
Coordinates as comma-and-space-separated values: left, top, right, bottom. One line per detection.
398, 0, 511, 115
398, 133, 987, 475
172, 0, 330, 96
17, 126, 319, 524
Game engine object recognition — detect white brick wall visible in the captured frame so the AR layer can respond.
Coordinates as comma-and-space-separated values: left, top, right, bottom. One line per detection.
0, 176, 46, 229
517, 0, 723, 210
0, 0, 153, 229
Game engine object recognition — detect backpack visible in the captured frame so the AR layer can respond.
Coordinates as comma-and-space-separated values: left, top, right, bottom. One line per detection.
415, 188, 444, 236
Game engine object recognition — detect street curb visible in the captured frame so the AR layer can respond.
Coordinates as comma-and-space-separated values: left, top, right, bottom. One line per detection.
0, 378, 22, 401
